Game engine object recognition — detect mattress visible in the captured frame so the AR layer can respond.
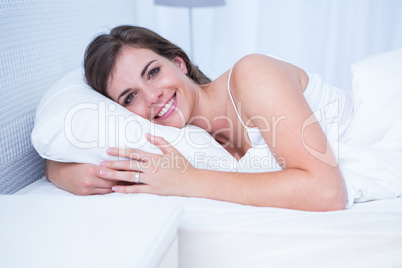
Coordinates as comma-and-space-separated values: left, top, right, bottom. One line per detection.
17, 177, 402, 267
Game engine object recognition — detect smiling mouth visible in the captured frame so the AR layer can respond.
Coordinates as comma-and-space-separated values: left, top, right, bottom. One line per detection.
155, 94, 177, 119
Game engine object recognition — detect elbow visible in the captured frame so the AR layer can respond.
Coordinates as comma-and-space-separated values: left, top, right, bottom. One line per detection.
324, 194, 346, 212
316, 184, 347, 212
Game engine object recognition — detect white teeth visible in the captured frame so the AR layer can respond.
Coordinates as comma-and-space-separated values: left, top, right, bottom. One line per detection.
157, 95, 175, 117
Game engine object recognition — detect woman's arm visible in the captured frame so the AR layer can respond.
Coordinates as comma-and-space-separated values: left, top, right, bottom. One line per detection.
225, 54, 346, 210
45, 160, 116, 195
98, 54, 347, 211
100, 135, 345, 211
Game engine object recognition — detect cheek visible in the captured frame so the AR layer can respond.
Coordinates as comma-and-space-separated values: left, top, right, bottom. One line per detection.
176, 94, 191, 124
126, 105, 147, 119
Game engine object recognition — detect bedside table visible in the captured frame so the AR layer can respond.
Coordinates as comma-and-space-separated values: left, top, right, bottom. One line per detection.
0, 194, 182, 268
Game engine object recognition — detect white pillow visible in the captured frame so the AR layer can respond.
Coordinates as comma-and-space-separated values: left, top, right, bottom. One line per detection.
341, 48, 402, 207
347, 48, 402, 145
351, 48, 402, 96
31, 68, 237, 171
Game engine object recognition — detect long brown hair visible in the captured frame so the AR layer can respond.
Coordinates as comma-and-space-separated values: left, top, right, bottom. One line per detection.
84, 25, 211, 97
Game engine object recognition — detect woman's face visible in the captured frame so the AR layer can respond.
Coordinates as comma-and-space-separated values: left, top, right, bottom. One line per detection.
107, 46, 195, 128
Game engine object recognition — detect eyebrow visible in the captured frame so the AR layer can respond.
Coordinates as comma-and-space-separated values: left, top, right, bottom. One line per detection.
117, 88, 131, 104
141, 60, 157, 78
117, 59, 157, 104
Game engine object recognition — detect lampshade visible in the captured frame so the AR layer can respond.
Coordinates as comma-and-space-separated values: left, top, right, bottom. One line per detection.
154, 0, 225, 8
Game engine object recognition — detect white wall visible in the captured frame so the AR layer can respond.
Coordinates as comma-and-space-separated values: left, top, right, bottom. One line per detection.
133, 0, 402, 91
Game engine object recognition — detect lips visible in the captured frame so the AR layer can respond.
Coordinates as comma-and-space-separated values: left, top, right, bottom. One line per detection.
154, 93, 177, 120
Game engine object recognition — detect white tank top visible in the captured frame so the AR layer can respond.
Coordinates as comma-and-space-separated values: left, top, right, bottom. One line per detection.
227, 67, 402, 208
226, 69, 354, 172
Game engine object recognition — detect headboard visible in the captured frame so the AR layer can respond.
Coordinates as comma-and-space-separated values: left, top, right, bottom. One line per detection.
0, 0, 136, 193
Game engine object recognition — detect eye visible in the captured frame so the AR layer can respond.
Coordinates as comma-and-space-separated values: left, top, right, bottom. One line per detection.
148, 67, 160, 80
124, 91, 138, 105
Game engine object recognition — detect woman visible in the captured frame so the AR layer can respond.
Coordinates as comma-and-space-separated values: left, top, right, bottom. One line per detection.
46, 25, 400, 211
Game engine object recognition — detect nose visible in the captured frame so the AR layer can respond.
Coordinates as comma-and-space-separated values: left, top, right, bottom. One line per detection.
145, 87, 163, 107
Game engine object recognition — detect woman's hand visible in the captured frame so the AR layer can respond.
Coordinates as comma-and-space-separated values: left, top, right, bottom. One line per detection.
98, 133, 196, 196
45, 160, 117, 195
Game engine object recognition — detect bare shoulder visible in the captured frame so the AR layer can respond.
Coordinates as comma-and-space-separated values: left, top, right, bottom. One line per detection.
228, 54, 309, 120
230, 54, 307, 96
230, 54, 308, 93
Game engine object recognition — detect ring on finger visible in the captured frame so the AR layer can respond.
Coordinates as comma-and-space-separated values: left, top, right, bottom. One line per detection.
134, 171, 140, 184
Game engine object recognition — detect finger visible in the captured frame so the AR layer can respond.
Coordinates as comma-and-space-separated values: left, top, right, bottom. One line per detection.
93, 187, 115, 195
112, 183, 153, 194
96, 177, 119, 188
99, 168, 149, 184
146, 133, 178, 154
99, 160, 148, 172
106, 147, 157, 160
76, 167, 117, 195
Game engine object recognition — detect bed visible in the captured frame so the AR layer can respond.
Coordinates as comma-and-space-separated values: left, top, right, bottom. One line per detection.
14, 177, 402, 267
1, 1, 402, 267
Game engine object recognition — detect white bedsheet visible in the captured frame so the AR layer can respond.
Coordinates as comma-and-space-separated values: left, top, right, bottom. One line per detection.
16, 178, 402, 267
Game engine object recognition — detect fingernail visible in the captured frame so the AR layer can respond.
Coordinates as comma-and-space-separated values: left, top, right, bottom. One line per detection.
99, 161, 107, 167
107, 148, 114, 154
112, 186, 119, 192
99, 169, 108, 176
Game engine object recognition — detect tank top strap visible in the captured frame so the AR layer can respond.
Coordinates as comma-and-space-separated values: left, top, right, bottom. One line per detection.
227, 68, 248, 128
